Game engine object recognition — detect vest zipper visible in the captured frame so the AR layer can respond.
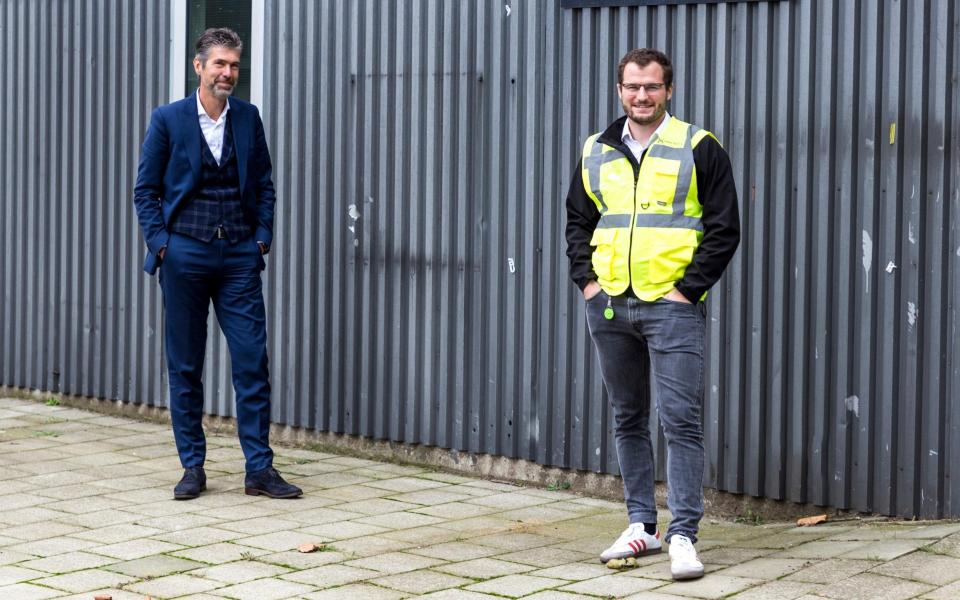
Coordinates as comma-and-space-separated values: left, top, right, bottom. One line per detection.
627, 147, 645, 295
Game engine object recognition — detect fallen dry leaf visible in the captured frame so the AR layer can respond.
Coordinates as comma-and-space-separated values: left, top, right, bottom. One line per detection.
93, 595, 112, 600
797, 514, 828, 527
297, 543, 325, 553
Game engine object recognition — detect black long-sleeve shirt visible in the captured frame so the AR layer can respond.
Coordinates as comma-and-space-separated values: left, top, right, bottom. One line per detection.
565, 115, 741, 303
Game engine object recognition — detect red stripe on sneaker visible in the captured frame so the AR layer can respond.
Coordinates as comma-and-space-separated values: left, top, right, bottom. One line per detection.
638, 539, 646, 552
629, 540, 640, 553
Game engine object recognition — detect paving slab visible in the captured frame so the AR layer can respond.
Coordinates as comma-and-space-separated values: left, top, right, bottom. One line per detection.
209, 577, 317, 599
921, 533, 960, 558
19, 550, 119, 574
838, 538, 929, 560
470, 532, 563, 551
371, 568, 472, 594
177, 523, 277, 543
0, 583, 61, 599
718, 557, 815, 580
412, 501, 501, 520
0, 565, 46, 585
785, 558, 882, 584
528, 561, 612, 580
868, 550, 960, 586
344, 551, 448, 574
378, 525, 464, 545
815, 572, 933, 600
415, 588, 504, 599
435, 557, 536, 579
408, 541, 502, 561
523, 592, 600, 600
656, 574, 764, 598
724, 580, 825, 599
232, 529, 323, 552
170, 541, 272, 564
465, 573, 569, 597
922, 579, 960, 600
281, 563, 381, 588
33, 567, 136, 593
495, 547, 595, 568
328, 535, 417, 558
303, 582, 410, 599
104, 554, 207, 578
87, 537, 185, 560
772, 540, 872, 559
354, 510, 447, 530
4, 397, 960, 600
559, 573, 665, 596
125, 573, 225, 598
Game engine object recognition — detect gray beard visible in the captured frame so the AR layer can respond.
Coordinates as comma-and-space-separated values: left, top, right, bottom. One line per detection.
212, 86, 234, 100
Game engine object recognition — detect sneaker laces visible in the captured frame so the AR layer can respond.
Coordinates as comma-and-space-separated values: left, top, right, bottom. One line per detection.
616, 523, 646, 544
671, 534, 697, 557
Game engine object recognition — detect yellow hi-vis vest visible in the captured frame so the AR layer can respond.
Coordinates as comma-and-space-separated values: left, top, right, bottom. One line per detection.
581, 116, 716, 301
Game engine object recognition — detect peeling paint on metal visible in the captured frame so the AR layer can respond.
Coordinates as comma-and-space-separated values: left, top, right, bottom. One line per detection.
885, 261, 897, 273
907, 302, 918, 327
844, 395, 860, 418
861, 230, 872, 293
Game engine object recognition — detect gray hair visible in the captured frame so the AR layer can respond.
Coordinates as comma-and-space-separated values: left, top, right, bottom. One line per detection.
194, 27, 243, 65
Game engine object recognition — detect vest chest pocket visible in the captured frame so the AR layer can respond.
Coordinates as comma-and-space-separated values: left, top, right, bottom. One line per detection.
590, 227, 620, 281
644, 157, 681, 206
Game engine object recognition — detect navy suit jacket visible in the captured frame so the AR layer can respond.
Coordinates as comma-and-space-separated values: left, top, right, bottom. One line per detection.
133, 92, 276, 274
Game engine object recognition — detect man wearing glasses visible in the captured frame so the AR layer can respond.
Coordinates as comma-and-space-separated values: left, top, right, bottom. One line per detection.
565, 48, 740, 580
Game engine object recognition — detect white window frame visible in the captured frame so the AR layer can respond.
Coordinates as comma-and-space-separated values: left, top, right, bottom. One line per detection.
168, 0, 265, 108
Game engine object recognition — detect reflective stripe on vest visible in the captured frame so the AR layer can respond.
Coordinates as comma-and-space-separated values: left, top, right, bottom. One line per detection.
581, 117, 714, 301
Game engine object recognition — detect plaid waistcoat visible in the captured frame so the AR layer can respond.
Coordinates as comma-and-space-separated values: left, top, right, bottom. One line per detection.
169, 114, 252, 243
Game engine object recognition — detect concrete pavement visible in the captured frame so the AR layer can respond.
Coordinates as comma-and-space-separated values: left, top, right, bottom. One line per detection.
1, 396, 959, 599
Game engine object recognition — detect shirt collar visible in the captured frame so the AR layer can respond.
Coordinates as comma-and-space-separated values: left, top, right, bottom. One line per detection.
196, 89, 230, 121
621, 112, 671, 148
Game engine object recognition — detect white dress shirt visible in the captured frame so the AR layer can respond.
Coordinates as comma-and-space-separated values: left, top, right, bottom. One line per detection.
621, 112, 671, 163
196, 91, 230, 165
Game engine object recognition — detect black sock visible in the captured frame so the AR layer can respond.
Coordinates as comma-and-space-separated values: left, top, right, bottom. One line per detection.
643, 522, 657, 535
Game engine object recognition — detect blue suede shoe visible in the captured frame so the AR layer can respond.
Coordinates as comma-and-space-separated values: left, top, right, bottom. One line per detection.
173, 466, 206, 500
244, 467, 302, 499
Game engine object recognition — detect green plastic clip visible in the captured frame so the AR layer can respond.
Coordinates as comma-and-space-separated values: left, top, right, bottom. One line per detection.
603, 300, 614, 320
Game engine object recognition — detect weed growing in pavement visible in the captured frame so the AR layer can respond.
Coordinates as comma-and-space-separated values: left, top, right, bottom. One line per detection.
45, 397, 60, 406
918, 544, 950, 556
734, 509, 763, 526
547, 481, 572, 491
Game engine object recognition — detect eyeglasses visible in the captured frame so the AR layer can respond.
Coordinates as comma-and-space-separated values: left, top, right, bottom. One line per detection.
620, 83, 666, 94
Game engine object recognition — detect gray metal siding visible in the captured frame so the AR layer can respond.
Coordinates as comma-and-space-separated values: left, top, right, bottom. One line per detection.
0, 0, 169, 406
1, 0, 958, 519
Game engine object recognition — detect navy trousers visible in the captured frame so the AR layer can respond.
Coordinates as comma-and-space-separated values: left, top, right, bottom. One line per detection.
159, 232, 273, 474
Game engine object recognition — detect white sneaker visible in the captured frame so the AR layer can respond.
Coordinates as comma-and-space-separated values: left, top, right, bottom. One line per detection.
668, 534, 704, 580
599, 523, 662, 563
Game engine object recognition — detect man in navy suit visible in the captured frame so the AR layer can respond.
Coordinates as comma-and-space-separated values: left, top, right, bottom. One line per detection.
134, 28, 300, 500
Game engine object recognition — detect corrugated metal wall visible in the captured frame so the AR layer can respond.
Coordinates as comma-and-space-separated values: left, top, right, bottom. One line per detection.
1, 0, 958, 518
0, 1, 169, 406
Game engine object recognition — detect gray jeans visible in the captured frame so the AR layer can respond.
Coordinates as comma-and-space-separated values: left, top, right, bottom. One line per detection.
586, 290, 706, 544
